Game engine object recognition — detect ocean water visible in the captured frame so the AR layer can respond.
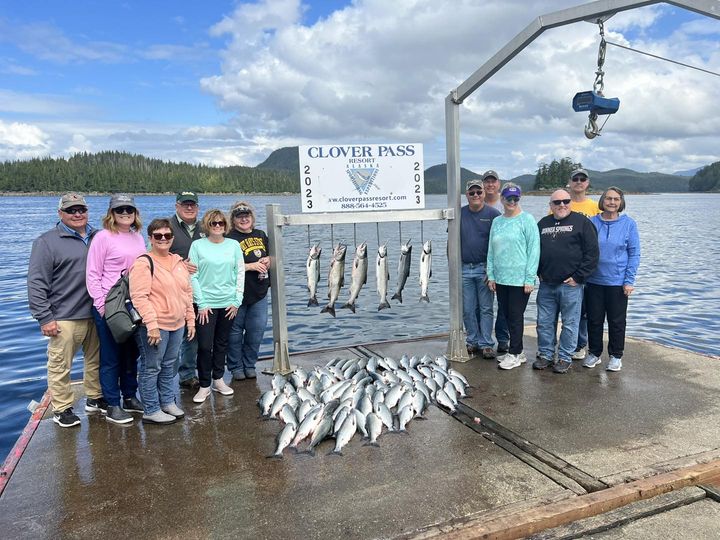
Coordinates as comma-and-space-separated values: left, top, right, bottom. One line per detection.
1, 192, 718, 462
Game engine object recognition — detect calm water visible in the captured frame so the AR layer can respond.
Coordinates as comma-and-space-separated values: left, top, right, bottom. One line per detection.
1, 193, 718, 462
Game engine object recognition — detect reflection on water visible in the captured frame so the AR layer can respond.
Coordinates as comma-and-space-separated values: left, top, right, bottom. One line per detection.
1, 193, 718, 462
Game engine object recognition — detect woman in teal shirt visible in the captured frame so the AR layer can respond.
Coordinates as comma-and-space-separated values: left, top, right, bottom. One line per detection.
487, 183, 540, 370
188, 209, 245, 403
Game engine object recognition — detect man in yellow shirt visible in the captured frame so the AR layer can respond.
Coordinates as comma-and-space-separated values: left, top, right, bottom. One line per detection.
568, 168, 600, 217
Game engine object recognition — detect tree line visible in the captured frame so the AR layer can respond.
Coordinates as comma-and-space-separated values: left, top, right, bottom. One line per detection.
0, 151, 297, 193
533, 158, 582, 190
688, 161, 720, 192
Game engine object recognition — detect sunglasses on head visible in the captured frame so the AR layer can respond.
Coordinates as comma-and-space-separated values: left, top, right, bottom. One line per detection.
114, 206, 135, 215
63, 207, 87, 215
210, 220, 226, 227
151, 232, 174, 241
467, 190, 483, 196
551, 199, 572, 206
571, 176, 588, 182
504, 196, 520, 203
233, 211, 252, 218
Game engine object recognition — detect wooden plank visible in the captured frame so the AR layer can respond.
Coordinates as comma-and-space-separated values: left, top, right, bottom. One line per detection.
412, 459, 720, 539
601, 448, 720, 486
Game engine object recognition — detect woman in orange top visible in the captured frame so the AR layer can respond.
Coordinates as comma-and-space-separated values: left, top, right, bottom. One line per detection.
129, 218, 195, 424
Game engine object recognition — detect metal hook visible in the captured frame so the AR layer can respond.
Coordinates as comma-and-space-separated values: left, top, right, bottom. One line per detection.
584, 112, 599, 139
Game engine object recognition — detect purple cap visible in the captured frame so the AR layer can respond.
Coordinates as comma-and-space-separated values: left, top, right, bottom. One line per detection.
501, 185, 522, 198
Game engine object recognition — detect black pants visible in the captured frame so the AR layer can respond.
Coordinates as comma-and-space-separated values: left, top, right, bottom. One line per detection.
585, 283, 628, 359
196, 308, 234, 388
495, 284, 531, 355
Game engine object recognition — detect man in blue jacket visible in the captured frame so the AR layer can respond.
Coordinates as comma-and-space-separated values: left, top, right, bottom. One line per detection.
534, 190, 599, 373
28, 193, 104, 427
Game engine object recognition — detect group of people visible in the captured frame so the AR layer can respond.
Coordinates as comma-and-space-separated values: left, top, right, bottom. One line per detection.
461, 168, 640, 374
28, 191, 270, 427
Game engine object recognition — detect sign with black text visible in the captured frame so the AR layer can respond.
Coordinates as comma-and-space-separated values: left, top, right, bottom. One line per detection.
298, 143, 424, 213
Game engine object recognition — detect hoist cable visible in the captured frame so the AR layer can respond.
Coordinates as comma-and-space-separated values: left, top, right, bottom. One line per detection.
605, 40, 720, 78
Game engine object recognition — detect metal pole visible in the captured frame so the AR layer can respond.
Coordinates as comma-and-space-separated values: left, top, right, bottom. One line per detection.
445, 92, 469, 363
265, 204, 292, 374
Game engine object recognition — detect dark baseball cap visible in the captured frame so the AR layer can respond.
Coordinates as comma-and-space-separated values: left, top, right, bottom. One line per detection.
466, 179, 483, 191
482, 170, 499, 181
176, 191, 199, 204
58, 193, 87, 210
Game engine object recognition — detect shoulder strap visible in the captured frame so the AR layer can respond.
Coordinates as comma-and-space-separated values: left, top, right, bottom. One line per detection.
139, 254, 154, 277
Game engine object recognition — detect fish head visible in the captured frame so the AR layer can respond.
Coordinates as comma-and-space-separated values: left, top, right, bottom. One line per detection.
309, 244, 322, 259
334, 243, 348, 260
356, 241, 368, 258
377, 243, 387, 257
401, 239, 412, 253
423, 240, 432, 253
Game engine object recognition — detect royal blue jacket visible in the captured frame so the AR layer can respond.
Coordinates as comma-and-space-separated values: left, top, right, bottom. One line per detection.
588, 214, 640, 286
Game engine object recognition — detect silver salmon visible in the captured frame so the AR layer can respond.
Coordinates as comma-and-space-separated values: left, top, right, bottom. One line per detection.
419, 240, 432, 302
392, 239, 412, 303
306, 243, 322, 307
342, 242, 368, 313
321, 243, 347, 317
376, 243, 391, 311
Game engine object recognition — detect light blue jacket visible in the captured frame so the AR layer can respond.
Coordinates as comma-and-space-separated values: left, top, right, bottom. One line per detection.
588, 214, 640, 286
487, 211, 540, 287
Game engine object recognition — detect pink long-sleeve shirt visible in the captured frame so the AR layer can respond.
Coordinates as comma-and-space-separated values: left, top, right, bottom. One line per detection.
86, 229, 147, 314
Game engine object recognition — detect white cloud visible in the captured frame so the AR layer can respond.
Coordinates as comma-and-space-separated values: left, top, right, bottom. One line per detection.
0, 120, 50, 161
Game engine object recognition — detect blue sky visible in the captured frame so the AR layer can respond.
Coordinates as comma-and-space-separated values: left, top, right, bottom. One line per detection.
1, 0, 718, 176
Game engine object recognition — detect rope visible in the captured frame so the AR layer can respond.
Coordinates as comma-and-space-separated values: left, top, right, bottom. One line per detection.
606, 40, 720, 78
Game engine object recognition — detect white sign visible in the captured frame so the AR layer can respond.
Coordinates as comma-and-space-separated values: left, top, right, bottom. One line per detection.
298, 143, 424, 213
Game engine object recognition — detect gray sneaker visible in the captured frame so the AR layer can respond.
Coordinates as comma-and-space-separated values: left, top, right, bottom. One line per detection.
161, 402, 185, 419
142, 410, 177, 425
583, 353, 602, 368
606, 356, 622, 371
244, 368, 257, 379
552, 359, 572, 374
106, 405, 133, 424
232, 370, 246, 381
533, 355, 553, 370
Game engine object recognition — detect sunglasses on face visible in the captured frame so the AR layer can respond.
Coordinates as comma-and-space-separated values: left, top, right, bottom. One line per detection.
551, 199, 572, 206
151, 232, 174, 241
63, 207, 87, 215
504, 196, 520, 203
571, 177, 588, 183
467, 190, 483, 197
114, 206, 136, 215
210, 221, 226, 227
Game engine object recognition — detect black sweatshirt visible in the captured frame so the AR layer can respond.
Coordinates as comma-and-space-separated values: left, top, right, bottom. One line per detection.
537, 211, 599, 284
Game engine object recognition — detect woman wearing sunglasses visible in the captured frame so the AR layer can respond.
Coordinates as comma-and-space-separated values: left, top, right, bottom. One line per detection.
486, 183, 540, 370
128, 219, 195, 424
86, 194, 146, 424
188, 209, 244, 403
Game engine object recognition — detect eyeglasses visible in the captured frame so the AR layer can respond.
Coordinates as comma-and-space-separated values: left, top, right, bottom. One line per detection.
113, 206, 136, 215
571, 177, 588, 182
178, 202, 197, 208
467, 190, 483, 197
551, 199, 572, 206
210, 221, 226, 227
504, 196, 520, 203
62, 207, 87, 215
151, 232, 174, 241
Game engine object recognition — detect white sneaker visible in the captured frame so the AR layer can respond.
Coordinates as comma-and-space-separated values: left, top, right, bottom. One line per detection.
212, 377, 234, 396
572, 347, 587, 360
193, 386, 211, 403
517, 351, 527, 364
606, 356, 622, 372
582, 353, 601, 368
498, 354, 522, 370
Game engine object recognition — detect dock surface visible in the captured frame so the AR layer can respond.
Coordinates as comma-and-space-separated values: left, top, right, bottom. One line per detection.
1, 333, 718, 539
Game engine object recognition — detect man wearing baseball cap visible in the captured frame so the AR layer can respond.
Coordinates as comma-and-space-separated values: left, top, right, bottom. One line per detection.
460, 179, 501, 358
481, 170, 504, 212
169, 191, 203, 389
28, 193, 103, 427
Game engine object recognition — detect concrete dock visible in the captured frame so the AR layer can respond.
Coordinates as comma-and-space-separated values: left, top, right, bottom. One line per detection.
1, 333, 718, 539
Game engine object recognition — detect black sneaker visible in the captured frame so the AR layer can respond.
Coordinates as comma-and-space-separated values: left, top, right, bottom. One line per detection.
532, 355, 553, 370
85, 397, 109, 414
53, 408, 81, 428
497, 343, 509, 355
122, 397, 144, 413
552, 359, 572, 374
179, 377, 199, 389
106, 405, 133, 424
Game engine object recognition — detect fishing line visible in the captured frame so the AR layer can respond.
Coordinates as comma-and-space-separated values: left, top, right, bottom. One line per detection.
353, 223, 357, 248
376, 222, 380, 247
306, 225, 311, 249
420, 221, 424, 244
330, 224, 334, 249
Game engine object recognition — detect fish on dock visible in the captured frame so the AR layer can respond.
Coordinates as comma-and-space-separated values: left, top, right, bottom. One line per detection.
306, 244, 322, 307
321, 243, 347, 317
342, 241, 368, 313
392, 239, 412, 303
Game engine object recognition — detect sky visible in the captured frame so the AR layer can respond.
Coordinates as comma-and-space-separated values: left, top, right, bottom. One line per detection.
1, 0, 718, 178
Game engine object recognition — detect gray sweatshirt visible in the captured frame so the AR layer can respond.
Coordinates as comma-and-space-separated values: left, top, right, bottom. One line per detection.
28, 223, 97, 325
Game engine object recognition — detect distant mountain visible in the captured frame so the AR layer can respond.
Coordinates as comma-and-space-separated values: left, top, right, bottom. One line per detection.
673, 167, 703, 177
423, 164, 482, 194
256, 146, 298, 172
581, 168, 689, 193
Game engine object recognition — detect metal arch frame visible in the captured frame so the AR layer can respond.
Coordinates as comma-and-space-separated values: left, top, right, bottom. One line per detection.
444, 0, 719, 362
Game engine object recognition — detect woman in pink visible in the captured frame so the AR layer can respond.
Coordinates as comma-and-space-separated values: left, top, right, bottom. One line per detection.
129, 219, 195, 424
86, 194, 146, 425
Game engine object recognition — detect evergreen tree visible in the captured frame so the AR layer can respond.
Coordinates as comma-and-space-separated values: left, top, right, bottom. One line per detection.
689, 161, 720, 192
533, 157, 582, 190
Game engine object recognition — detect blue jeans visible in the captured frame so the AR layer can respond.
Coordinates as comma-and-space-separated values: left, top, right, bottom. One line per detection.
135, 326, 183, 414
227, 296, 269, 374
92, 307, 139, 407
536, 282, 584, 362
176, 327, 198, 383
462, 263, 495, 349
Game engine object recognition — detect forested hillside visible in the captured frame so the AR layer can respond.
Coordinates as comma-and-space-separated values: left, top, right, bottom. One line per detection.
0, 151, 296, 193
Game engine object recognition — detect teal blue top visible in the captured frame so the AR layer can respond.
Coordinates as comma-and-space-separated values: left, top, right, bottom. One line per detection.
188, 238, 245, 309
487, 211, 540, 287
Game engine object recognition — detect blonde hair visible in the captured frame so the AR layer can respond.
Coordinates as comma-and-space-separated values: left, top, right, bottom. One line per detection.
201, 209, 230, 235
102, 208, 142, 233
230, 200, 256, 229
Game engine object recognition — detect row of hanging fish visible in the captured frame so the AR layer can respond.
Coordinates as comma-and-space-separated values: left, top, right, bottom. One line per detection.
260, 354, 471, 458
306, 239, 433, 317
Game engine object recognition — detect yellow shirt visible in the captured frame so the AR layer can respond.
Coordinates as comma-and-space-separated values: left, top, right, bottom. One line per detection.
571, 198, 600, 217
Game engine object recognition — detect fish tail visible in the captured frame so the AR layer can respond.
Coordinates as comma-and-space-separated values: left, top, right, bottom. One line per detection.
378, 301, 390, 311
266, 453, 283, 460
420, 294, 430, 303
307, 297, 318, 307
328, 449, 343, 457
341, 302, 356, 313
391, 291, 403, 303
363, 441, 380, 447
320, 305, 336, 317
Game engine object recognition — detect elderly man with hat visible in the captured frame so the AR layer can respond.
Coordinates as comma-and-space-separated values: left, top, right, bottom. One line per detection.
460, 178, 501, 358
169, 191, 203, 389
481, 170, 505, 212
28, 193, 103, 427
